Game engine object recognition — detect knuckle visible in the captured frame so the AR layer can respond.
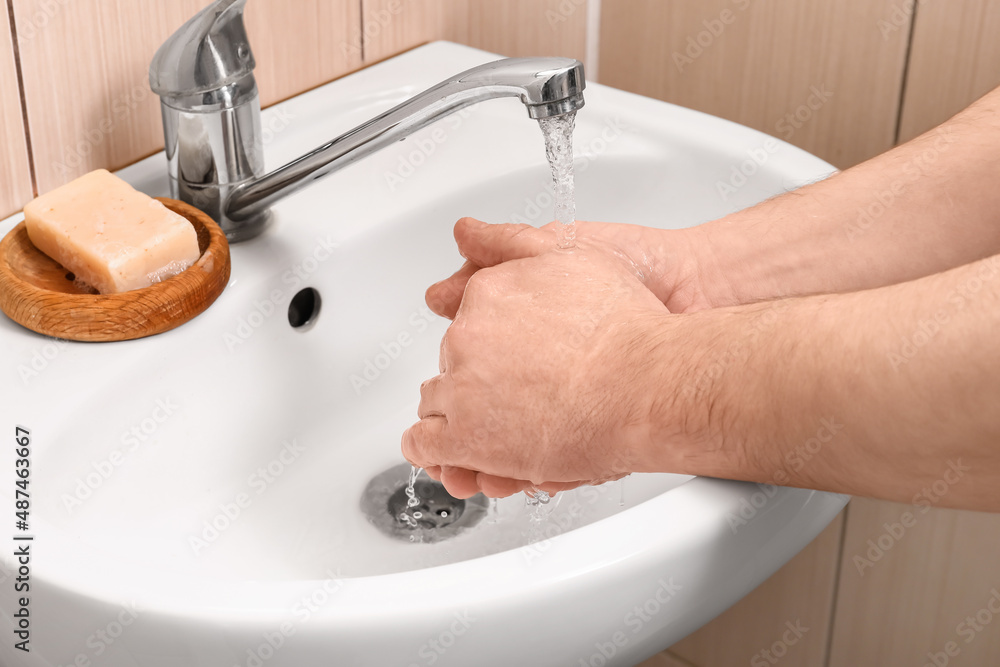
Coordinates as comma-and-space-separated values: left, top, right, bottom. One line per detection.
442, 320, 470, 353
465, 265, 504, 294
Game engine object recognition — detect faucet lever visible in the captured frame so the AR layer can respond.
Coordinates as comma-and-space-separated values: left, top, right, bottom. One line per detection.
150, 0, 255, 102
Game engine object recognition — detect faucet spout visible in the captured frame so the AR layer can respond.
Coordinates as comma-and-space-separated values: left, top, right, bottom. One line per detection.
150, 2, 585, 241
224, 57, 586, 229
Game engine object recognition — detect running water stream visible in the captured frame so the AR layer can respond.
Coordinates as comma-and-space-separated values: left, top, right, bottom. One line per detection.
537, 111, 578, 250
399, 465, 422, 532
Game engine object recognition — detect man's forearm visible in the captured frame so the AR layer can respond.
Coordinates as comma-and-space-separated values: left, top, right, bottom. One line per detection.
689, 86, 1000, 308
645, 253, 1000, 511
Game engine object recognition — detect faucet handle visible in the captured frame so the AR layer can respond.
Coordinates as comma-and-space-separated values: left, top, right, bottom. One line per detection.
150, 0, 255, 103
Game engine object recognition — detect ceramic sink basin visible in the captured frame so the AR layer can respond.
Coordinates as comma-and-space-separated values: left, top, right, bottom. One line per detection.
0, 42, 846, 667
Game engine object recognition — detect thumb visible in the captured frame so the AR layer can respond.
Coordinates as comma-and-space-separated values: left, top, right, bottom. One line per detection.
454, 217, 552, 268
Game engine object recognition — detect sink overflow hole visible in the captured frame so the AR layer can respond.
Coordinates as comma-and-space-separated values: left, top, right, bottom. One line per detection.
288, 287, 320, 328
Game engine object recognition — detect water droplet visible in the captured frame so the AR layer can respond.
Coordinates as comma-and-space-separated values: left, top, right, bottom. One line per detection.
405, 466, 421, 508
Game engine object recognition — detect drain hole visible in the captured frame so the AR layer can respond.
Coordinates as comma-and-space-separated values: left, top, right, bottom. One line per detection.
387, 480, 467, 530
288, 288, 320, 328
361, 463, 488, 543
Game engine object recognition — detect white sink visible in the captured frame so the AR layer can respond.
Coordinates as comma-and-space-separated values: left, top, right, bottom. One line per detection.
0, 42, 845, 667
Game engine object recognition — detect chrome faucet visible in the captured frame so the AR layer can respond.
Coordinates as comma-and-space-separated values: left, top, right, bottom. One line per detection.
149, 0, 586, 242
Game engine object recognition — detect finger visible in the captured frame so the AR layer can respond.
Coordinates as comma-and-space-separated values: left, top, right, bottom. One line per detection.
476, 472, 530, 498
426, 261, 478, 319
417, 375, 449, 419
438, 332, 449, 374
439, 465, 481, 499
454, 217, 552, 268
536, 480, 587, 495
424, 465, 442, 481
401, 416, 448, 469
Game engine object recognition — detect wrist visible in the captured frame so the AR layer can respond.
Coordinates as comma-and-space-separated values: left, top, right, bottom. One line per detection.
631, 304, 784, 481
656, 225, 741, 312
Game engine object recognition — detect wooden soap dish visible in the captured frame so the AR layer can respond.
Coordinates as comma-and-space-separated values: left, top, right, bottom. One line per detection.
0, 198, 231, 342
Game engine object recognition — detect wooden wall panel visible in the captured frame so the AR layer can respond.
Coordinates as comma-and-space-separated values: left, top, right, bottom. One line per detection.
898, 0, 1000, 142
599, 0, 912, 169
828, 498, 1000, 666
359, 0, 466, 63
246, 0, 363, 105
465, 1, 588, 62
0, 5, 32, 217
11, 0, 361, 195
667, 512, 845, 667
361, 0, 588, 65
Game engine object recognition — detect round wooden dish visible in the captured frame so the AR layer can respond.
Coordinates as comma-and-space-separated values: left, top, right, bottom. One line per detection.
0, 198, 231, 342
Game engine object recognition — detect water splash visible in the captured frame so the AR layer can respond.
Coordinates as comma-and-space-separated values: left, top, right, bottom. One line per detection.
404, 465, 421, 508
525, 487, 556, 524
397, 466, 424, 535
537, 111, 577, 250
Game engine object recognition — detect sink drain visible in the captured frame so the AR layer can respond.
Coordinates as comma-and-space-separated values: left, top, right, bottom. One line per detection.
361, 463, 488, 542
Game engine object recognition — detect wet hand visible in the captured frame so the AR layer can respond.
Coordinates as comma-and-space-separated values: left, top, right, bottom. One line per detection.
402, 240, 671, 499
424, 217, 716, 321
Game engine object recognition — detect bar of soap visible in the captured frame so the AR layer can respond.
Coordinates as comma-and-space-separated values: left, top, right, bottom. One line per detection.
23, 169, 201, 294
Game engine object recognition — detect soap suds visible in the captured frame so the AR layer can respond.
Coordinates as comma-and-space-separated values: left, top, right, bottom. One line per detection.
147, 259, 194, 285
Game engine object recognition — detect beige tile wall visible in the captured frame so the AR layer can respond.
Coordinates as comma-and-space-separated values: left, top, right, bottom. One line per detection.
598, 0, 912, 170
360, 0, 588, 65
898, 0, 1000, 142
0, 5, 32, 217
829, 498, 1000, 666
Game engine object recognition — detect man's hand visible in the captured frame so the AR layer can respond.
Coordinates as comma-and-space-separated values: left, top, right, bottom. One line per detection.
402, 233, 676, 499
424, 217, 719, 321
